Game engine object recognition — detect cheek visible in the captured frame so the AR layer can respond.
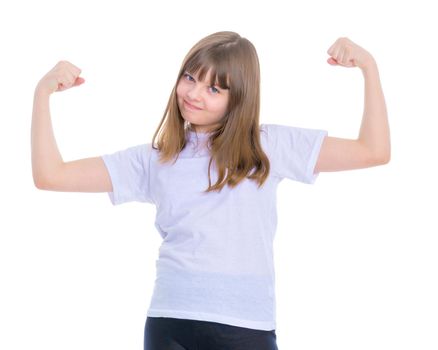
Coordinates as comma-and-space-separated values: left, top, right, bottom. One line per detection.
176, 84, 187, 109
213, 99, 229, 115
207, 101, 227, 118
176, 83, 184, 99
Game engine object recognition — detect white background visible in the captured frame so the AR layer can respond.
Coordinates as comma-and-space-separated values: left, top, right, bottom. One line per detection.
1, 0, 437, 349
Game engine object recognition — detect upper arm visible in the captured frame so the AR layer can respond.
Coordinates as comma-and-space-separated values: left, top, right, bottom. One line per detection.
314, 136, 389, 173
37, 156, 113, 192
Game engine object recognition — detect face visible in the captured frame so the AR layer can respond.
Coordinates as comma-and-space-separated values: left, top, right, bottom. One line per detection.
176, 68, 230, 133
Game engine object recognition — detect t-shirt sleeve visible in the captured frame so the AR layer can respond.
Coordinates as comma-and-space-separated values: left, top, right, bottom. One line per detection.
261, 123, 328, 184
100, 143, 153, 205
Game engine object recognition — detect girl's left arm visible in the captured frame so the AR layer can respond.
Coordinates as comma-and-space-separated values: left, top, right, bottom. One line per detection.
314, 37, 391, 173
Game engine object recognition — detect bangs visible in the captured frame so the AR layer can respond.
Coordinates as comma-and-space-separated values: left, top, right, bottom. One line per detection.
183, 51, 230, 90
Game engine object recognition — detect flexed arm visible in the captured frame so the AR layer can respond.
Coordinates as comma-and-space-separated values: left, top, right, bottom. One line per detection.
314, 37, 391, 173
31, 61, 85, 186
31, 61, 112, 192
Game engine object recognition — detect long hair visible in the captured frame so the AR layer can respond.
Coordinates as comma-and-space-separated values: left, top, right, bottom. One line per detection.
151, 31, 270, 193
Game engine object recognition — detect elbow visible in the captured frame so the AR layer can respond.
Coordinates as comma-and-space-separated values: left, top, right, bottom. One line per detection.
33, 174, 51, 190
374, 151, 391, 165
34, 177, 46, 190
378, 140, 391, 165
32, 169, 46, 190
366, 142, 391, 166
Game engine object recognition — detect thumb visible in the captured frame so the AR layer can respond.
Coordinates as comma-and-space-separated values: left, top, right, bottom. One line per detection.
327, 57, 338, 65
73, 77, 85, 87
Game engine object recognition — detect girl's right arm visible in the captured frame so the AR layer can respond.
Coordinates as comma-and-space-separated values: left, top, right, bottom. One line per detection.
32, 61, 113, 192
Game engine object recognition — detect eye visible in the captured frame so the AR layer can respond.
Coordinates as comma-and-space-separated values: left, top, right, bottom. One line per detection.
209, 86, 220, 94
183, 73, 195, 82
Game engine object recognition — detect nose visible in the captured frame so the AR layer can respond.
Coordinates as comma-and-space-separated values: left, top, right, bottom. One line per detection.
187, 84, 203, 101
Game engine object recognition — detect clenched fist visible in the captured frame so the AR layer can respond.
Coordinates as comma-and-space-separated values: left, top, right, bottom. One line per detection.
36, 60, 85, 95
327, 37, 375, 71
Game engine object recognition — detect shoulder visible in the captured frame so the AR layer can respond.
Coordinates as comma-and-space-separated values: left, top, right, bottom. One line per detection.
260, 123, 327, 138
259, 123, 298, 136
107, 143, 153, 167
259, 123, 293, 144
259, 124, 282, 156
259, 123, 278, 138
259, 123, 328, 155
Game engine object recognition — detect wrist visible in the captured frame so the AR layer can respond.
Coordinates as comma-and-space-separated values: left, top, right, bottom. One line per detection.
361, 58, 378, 76
34, 85, 52, 99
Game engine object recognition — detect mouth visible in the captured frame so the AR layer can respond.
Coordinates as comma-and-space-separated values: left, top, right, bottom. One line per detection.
184, 100, 202, 111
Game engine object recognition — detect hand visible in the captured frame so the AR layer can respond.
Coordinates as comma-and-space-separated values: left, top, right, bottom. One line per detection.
326, 37, 375, 71
36, 60, 85, 95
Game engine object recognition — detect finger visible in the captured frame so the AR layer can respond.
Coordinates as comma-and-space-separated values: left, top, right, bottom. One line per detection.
56, 83, 66, 92
61, 62, 81, 82
70, 66, 82, 79
58, 72, 75, 90
344, 46, 354, 66
327, 57, 338, 65
337, 48, 344, 65
340, 48, 348, 65
344, 52, 354, 67
327, 42, 336, 56
68, 62, 82, 76
65, 64, 77, 78
332, 45, 341, 63
63, 70, 76, 87
327, 41, 339, 57
343, 46, 356, 67
73, 77, 85, 87
327, 37, 341, 55
57, 78, 70, 91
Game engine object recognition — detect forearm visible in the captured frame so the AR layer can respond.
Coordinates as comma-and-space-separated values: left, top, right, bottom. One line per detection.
31, 89, 64, 186
358, 61, 391, 162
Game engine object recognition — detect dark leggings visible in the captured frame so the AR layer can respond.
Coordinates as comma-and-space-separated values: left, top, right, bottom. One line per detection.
144, 317, 278, 350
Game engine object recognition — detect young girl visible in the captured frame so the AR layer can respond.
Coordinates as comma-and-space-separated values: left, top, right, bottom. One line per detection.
32, 31, 390, 350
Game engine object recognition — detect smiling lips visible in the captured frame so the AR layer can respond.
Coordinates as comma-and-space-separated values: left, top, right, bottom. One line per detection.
184, 100, 202, 111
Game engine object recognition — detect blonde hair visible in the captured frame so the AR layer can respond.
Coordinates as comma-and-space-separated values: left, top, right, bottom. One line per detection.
152, 31, 270, 193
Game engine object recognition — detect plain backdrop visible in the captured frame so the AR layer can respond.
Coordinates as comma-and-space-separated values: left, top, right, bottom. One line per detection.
1, 0, 437, 349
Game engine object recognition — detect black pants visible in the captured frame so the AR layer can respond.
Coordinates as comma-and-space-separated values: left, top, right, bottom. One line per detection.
144, 317, 278, 350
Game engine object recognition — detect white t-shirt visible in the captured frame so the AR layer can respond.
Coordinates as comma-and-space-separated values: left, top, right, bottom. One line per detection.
101, 123, 328, 331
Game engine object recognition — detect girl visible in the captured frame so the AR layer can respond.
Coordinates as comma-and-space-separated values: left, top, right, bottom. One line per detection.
31, 31, 390, 350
